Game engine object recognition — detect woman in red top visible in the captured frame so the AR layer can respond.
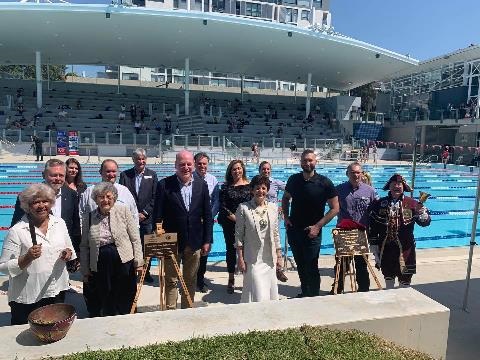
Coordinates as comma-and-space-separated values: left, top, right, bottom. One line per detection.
441, 146, 450, 169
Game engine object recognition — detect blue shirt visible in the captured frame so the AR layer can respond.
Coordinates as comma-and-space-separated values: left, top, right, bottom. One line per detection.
135, 170, 143, 195
336, 181, 377, 227
177, 176, 194, 212
195, 171, 220, 218
267, 177, 286, 204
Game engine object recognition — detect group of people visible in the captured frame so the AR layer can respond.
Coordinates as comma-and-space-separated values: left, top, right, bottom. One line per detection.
0, 149, 431, 325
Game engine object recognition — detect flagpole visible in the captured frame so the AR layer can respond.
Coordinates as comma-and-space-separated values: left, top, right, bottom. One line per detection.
462, 166, 480, 311
410, 113, 418, 197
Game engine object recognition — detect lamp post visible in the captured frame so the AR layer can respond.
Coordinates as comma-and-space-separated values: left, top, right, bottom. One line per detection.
410, 111, 419, 197
463, 166, 480, 311
463, 122, 480, 311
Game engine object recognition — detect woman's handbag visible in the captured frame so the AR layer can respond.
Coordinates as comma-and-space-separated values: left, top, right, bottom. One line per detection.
276, 267, 288, 282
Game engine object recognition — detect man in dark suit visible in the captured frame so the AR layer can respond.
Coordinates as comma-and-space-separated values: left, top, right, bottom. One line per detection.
153, 150, 213, 309
11, 159, 81, 254
119, 148, 158, 282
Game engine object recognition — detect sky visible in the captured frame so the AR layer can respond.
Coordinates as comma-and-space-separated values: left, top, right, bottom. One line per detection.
330, 0, 479, 61
3, 0, 478, 73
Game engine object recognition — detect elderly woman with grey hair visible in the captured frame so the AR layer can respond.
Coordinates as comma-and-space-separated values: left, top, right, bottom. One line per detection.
0, 183, 76, 325
80, 182, 144, 317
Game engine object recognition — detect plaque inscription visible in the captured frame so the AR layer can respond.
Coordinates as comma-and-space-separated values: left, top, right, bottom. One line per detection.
331, 229, 369, 255
143, 232, 178, 258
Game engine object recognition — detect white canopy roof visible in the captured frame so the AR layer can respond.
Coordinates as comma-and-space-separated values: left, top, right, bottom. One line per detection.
0, 3, 418, 90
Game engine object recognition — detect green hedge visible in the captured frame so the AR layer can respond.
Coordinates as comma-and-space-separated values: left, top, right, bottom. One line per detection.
54, 326, 433, 360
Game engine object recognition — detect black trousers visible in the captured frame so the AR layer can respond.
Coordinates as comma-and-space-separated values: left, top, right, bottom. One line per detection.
140, 222, 152, 275
197, 254, 208, 288
333, 255, 370, 293
220, 221, 236, 274
287, 227, 321, 297
35, 148, 43, 161
84, 244, 137, 317
10, 291, 65, 325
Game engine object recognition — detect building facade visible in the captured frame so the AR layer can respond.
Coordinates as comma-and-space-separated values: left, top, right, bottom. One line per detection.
139, 0, 331, 29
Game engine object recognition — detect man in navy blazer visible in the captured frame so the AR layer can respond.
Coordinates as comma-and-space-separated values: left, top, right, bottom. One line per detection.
119, 148, 158, 282
153, 150, 213, 309
11, 159, 81, 253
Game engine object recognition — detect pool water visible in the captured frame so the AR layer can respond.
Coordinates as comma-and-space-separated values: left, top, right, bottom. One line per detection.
0, 163, 478, 262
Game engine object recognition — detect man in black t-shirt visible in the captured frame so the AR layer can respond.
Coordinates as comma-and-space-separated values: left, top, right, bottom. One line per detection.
282, 149, 339, 297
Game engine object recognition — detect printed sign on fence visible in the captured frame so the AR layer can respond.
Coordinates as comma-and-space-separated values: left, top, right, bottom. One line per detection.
56, 130, 68, 155
68, 130, 79, 155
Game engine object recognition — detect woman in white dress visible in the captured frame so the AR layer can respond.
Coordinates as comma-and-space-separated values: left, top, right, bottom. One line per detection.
235, 175, 283, 303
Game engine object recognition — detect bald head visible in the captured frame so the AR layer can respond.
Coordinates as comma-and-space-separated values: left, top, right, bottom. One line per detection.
175, 150, 194, 184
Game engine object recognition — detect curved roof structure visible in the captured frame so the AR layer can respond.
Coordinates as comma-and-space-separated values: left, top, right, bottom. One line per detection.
0, 3, 418, 90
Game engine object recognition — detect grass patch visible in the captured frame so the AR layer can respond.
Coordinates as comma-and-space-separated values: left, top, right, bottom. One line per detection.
52, 326, 433, 360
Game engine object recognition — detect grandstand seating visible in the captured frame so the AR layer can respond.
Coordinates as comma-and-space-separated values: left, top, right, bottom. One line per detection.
0, 80, 342, 149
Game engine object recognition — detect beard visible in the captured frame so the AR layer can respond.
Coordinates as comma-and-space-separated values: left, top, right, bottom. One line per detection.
301, 164, 315, 174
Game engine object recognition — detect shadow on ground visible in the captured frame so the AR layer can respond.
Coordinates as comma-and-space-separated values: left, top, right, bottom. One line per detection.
413, 278, 480, 360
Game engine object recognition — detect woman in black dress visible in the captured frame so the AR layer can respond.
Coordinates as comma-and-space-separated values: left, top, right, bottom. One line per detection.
219, 160, 251, 293
66, 158, 87, 197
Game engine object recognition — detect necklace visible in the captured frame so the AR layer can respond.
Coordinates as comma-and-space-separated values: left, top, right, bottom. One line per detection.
254, 204, 268, 231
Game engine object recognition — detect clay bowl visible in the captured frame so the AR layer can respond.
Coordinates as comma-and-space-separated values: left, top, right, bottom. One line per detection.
28, 303, 76, 343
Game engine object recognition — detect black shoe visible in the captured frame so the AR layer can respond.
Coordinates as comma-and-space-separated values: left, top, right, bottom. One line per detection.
227, 279, 235, 294
197, 284, 208, 293
145, 273, 154, 283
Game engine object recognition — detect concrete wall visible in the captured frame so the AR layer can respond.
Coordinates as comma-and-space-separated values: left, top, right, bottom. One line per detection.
323, 96, 360, 120
383, 126, 415, 143
0, 288, 449, 360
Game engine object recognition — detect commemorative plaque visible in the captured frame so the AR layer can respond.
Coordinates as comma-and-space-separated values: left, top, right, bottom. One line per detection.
331, 228, 382, 294
131, 223, 193, 313
331, 228, 369, 256
143, 232, 178, 258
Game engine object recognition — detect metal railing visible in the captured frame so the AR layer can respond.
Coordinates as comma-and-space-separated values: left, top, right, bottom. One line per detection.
416, 154, 438, 164
1, 128, 344, 157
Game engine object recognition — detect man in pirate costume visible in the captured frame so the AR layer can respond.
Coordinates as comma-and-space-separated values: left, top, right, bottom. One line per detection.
368, 174, 431, 289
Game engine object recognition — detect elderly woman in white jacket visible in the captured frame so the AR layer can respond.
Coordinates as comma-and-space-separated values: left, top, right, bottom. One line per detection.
235, 175, 283, 303
80, 182, 143, 317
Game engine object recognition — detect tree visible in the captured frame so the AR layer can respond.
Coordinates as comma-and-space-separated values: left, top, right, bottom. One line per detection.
351, 82, 376, 113
0, 65, 66, 81
64, 72, 79, 78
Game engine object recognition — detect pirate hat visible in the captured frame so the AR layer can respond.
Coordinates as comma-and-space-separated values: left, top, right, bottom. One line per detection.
383, 173, 412, 192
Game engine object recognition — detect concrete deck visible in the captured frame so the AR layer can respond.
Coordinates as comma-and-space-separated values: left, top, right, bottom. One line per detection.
0, 288, 449, 360
0, 247, 479, 359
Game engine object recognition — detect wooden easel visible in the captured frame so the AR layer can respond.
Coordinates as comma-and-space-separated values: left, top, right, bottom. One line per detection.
331, 228, 382, 294
130, 223, 193, 313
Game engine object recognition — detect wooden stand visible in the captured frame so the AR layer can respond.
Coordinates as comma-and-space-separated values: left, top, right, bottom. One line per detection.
130, 223, 193, 314
331, 228, 382, 294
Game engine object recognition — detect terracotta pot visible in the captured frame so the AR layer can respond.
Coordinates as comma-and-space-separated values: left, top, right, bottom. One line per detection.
28, 303, 76, 343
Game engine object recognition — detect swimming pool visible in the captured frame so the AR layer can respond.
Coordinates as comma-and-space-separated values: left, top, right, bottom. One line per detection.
0, 163, 478, 262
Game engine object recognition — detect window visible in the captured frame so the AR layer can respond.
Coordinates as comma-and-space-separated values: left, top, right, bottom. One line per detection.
211, 79, 227, 87
212, 0, 225, 12
151, 75, 165, 83
246, 2, 261, 17
301, 10, 309, 20
122, 73, 139, 81
245, 81, 260, 89
285, 8, 298, 23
